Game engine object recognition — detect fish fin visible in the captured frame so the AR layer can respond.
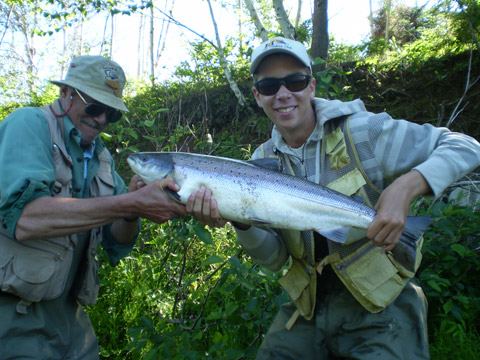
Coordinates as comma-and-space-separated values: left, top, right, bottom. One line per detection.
248, 158, 283, 172
316, 227, 351, 244
248, 217, 274, 226
165, 188, 182, 202
392, 216, 432, 272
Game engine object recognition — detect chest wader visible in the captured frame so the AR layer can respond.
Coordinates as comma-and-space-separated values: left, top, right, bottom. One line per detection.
258, 116, 424, 330
0, 101, 115, 314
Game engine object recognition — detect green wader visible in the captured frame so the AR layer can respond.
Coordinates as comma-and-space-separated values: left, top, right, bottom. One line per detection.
256, 271, 429, 360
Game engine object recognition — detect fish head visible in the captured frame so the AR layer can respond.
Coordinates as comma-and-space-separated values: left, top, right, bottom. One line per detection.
127, 152, 174, 184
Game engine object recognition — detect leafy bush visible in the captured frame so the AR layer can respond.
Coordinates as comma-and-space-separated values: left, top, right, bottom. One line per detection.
416, 197, 480, 356
87, 218, 287, 359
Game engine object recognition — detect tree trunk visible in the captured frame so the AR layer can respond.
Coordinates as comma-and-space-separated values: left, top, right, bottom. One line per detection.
310, 0, 328, 74
207, 0, 246, 107
294, 0, 303, 28
149, 5, 154, 86
244, 0, 269, 42
369, 0, 374, 38
137, 10, 145, 79
385, 0, 391, 45
110, 14, 114, 59
100, 14, 108, 54
272, 0, 295, 39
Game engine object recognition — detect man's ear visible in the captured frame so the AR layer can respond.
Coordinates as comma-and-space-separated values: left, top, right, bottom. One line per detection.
252, 87, 263, 108
309, 77, 316, 100
60, 85, 71, 99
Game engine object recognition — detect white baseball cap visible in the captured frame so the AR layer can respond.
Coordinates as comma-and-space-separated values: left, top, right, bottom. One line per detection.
250, 37, 312, 74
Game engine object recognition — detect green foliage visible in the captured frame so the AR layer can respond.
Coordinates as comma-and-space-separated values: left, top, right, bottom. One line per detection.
417, 199, 480, 347
312, 57, 354, 101
362, 2, 479, 71
372, 3, 428, 47
87, 218, 287, 359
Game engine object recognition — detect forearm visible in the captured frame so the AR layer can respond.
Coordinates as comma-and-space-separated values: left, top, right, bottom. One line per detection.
393, 169, 432, 204
235, 225, 288, 272
15, 194, 139, 242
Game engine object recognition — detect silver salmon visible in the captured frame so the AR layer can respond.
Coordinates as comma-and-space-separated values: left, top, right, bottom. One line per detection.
128, 152, 431, 272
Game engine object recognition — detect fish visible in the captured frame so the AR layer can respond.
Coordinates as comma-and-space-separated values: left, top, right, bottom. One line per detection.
127, 151, 432, 272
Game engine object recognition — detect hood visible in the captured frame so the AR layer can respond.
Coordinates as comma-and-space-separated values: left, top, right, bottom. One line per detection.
271, 97, 368, 152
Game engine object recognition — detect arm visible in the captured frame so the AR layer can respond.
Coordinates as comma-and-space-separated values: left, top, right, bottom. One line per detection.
361, 113, 480, 251
367, 169, 431, 252
15, 177, 187, 242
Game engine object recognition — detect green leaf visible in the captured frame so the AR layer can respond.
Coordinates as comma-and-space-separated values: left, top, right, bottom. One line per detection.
193, 223, 212, 245
225, 302, 239, 316
427, 279, 442, 293
451, 244, 467, 257
144, 120, 155, 127
202, 255, 223, 266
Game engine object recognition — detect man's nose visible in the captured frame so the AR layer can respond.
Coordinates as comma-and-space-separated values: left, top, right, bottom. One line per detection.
92, 111, 108, 124
276, 84, 292, 98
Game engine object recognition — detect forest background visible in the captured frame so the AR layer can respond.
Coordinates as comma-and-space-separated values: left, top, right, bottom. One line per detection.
1, 0, 480, 358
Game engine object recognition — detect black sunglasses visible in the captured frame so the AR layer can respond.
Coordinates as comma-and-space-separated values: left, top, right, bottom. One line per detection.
254, 74, 312, 96
74, 89, 123, 123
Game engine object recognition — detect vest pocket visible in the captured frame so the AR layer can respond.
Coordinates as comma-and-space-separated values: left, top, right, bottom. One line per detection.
1, 251, 57, 302
278, 259, 315, 320
333, 243, 409, 313
0, 251, 13, 285
0, 236, 71, 303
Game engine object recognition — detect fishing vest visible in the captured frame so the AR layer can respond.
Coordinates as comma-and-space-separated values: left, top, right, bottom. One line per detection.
0, 102, 115, 314
257, 116, 423, 330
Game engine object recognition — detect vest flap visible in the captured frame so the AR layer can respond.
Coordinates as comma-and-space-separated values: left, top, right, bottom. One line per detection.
12, 253, 56, 284
326, 168, 367, 196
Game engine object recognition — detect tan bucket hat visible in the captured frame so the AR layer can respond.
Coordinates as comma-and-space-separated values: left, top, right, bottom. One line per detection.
50, 55, 129, 112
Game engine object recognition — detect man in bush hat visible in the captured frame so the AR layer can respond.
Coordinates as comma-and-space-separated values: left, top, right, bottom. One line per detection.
0, 55, 187, 358
187, 37, 480, 359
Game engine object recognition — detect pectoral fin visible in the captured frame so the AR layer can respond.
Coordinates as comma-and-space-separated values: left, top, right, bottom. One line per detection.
316, 227, 351, 244
248, 217, 275, 226
165, 188, 182, 202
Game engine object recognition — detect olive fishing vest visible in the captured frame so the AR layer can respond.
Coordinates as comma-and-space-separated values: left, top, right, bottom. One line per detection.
0, 102, 115, 314
258, 116, 423, 330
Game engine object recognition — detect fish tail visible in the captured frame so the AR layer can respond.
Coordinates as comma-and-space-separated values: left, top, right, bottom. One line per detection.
392, 216, 432, 272
402, 216, 432, 242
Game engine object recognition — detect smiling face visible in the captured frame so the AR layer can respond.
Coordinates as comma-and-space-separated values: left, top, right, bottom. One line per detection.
60, 86, 109, 145
253, 54, 316, 148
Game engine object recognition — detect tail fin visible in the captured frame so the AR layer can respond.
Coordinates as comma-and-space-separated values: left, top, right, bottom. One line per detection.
392, 216, 432, 272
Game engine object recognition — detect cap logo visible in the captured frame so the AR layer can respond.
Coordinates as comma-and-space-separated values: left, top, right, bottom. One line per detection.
103, 67, 121, 97
264, 39, 292, 50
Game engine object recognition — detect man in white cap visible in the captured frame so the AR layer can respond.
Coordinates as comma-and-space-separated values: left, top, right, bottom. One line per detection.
187, 37, 480, 359
0, 55, 187, 358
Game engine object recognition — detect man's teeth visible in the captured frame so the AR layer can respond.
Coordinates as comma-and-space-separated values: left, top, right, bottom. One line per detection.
277, 106, 295, 113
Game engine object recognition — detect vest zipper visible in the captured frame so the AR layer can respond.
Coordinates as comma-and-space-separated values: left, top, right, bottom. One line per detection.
335, 242, 376, 275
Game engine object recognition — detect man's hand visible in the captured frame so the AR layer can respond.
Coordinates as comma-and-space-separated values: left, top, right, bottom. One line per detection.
186, 186, 227, 228
367, 170, 431, 252
131, 177, 187, 224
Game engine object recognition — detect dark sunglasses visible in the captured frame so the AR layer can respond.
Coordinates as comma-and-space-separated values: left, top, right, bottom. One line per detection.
74, 88, 123, 123
254, 74, 312, 96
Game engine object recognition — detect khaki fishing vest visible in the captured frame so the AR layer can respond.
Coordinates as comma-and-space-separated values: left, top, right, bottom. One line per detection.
0, 102, 115, 314
258, 116, 423, 330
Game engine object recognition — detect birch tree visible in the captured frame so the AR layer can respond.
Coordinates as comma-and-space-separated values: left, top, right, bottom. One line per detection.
244, 0, 269, 41
272, 0, 295, 38
206, 0, 246, 106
